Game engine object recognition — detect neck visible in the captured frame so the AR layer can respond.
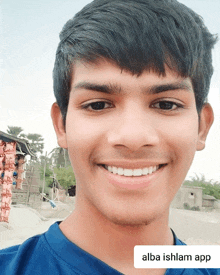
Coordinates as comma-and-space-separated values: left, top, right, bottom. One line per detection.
59, 195, 173, 271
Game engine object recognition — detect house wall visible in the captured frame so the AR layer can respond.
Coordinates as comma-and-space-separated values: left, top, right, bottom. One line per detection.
202, 199, 215, 208
214, 200, 220, 209
171, 186, 203, 209
0, 141, 16, 222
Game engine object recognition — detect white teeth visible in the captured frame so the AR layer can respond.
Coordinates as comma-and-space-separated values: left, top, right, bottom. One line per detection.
148, 166, 153, 174
105, 165, 160, 177
112, 166, 118, 174
123, 169, 133, 176
133, 169, 142, 176
143, 167, 149, 175
117, 167, 124, 175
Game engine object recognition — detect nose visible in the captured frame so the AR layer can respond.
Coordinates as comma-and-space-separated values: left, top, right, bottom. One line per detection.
107, 106, 160, 152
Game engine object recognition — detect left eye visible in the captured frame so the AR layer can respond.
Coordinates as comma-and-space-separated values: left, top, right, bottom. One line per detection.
83, 101, 112, 110
152, 101, 180, 110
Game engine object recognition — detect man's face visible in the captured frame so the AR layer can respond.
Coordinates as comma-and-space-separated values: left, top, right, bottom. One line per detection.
52, 59, 211, 225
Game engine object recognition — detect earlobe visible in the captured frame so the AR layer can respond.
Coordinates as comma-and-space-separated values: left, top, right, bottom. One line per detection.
51, 102, 68, 149
196, 103, 214, 151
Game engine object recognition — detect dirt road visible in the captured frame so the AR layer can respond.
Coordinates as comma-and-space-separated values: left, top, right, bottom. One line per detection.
0, 202, 219, 249
169, 208, 220, 244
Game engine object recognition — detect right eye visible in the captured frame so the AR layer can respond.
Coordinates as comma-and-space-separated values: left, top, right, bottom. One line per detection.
82, 101, 113, 111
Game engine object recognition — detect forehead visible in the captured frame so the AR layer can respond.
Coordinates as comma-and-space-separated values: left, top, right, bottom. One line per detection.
71, 59, 193, 94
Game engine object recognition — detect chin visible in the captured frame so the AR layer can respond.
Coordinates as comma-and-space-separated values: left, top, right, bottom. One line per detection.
101, 207, 162, 227
109, 217, 153, 227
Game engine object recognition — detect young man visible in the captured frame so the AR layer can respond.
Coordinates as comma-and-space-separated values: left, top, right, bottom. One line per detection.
0, 0, 219, 274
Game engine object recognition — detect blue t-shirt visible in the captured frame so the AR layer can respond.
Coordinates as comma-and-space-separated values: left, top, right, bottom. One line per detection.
0, 221, 219, 275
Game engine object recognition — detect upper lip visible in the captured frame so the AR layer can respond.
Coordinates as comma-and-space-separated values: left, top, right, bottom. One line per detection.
98, 160, 167, 169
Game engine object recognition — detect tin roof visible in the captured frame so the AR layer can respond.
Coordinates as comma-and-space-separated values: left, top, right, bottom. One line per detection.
0, 131, 36, 157
202, 194, 216, 200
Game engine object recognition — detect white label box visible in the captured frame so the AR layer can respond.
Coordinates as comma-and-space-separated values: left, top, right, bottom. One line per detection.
134, 245, 220, 269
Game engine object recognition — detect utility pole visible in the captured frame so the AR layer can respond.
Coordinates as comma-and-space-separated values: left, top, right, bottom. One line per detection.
42, 151, 47, 195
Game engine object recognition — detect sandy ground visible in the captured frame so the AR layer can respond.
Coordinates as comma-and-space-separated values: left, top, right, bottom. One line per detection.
0, 199, 75, 249
169, 208, 220, 245
0, 199, 220, 249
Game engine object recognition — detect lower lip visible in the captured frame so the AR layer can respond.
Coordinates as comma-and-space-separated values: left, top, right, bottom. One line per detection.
99, 165, 165, 190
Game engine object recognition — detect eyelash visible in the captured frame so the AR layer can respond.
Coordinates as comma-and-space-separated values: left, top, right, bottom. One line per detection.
82, 101, 113, 111
81, 100, 184, 111
152, 101, 184, 111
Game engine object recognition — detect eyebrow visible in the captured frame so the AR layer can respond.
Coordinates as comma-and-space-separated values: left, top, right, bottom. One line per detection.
73, 80, 192, 95
73, 82, 122, 95
148, 81, 193, 94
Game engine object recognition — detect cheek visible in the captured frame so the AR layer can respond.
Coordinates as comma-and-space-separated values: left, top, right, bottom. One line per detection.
178, 118, 198, 143
65, 114, 105, 171
159, 118, 199, 199
163, 116, 199, 166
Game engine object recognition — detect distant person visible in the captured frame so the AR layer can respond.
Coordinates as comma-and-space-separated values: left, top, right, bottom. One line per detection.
0, 0, 219, 274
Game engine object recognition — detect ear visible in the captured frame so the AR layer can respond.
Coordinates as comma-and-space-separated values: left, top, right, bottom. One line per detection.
51, 102, 68, 149
196, 103, 214, 151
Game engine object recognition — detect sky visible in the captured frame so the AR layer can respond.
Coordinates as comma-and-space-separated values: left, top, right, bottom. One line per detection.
0, 0, 220, 182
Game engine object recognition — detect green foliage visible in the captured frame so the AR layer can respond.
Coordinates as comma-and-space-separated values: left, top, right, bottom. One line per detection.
38, 150, 75, 193
53, 166, 76, 191
6, 125, 44, 155
39, 164, 53, 188
25, 133, 44, 154
183, 203, 200, 211
39, 155, 52, 167
7, 126, 24, 137
39, 185, 51, 195
50, 147, 71, 168
183, 203, 190, 210
191, 206, 200, 211
183, 174, 220, 200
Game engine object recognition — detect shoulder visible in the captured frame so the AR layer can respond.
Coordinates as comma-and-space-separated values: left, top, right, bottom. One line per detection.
0, 233, 47, 274
169, 230, 220, 275
0, 222, 81, 275
171, 228, 186, 246
167, 269, 220, 275
180, 269, 220, 275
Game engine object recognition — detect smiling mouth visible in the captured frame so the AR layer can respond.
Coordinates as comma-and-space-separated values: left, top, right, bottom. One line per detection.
100, 164, 166, 177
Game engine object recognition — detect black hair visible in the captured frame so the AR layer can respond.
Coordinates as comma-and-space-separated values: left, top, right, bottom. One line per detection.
53, 0, 218, 126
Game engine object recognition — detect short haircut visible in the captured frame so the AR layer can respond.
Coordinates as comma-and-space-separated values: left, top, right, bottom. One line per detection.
53, 0, 218, 126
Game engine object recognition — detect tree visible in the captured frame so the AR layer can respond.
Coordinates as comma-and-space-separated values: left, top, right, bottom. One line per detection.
38, 151, 75, 195
50, 147, 71, 168
53, 166, 76, 191
6, 126, 45, 155
39, 163, 53, 190
6, 126, 24, 137
19, 133, 28, 139
39, 154, 52, 167
25, 133, 44, 154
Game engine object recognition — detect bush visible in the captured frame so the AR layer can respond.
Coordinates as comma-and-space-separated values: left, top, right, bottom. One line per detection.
183, 203, 190, 210
53, 166, 76, 191
183, 203, 200, 211
191, 206, 200, 211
